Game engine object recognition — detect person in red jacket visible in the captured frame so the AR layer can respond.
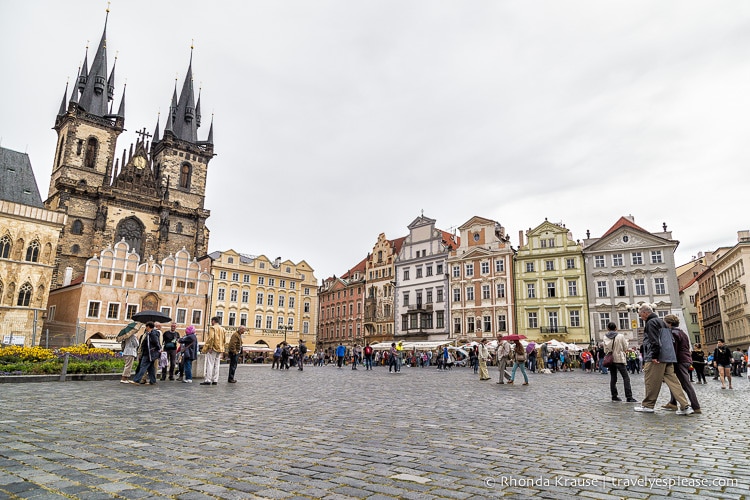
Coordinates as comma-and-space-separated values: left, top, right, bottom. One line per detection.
363, 343, 374, 370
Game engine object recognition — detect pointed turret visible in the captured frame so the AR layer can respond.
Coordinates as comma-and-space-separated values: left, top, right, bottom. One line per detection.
107, 54, 117, 102
58, 82, 69, 116
77, 51, 89, 94
152, 114, 160, 143
78, 12, 111, 116
115, 83, 126, 118
207, 115, 214, 144
171, 49, 198, 143
195, 89, 202, 128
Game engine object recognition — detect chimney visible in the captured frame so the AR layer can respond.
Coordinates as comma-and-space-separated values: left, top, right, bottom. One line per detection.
518, 230, 524, 248
63, 267, 73, 286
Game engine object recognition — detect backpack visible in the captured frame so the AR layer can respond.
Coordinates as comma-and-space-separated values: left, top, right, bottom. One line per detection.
299, 344, 308, 355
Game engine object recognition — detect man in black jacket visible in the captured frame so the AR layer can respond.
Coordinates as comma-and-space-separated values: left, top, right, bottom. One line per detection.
132, 322, 161, 385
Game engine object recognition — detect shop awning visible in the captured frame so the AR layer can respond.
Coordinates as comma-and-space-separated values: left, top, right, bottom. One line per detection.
87, 340, 123, 351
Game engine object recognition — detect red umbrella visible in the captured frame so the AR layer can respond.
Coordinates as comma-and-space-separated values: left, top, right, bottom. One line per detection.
500, 334, 527, 341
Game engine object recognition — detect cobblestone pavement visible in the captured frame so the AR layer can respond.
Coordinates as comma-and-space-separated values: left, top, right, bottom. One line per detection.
0, 364, 748, 499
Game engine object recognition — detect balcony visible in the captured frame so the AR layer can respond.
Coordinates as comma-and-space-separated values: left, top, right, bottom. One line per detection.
408, 302, 432, 311
540, 326, 568, 335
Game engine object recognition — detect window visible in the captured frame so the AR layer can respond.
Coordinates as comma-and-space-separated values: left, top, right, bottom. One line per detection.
612, 254, 623, 267
256, 293, 264, 305
100, 271, 111, 280
304, 301, 310, 313
289, 297, 295, 309
107, 303, 120, 320
230, 289, 238, 302
481, 262, 490, 274
651, 250, 663, 264
654, 277, 666, 295
527, 283, 536, 298
526, 262, 534, 273
437, 287, 444, 302
496, 259, 505, 273
161, 307, 171, 319
192, 310, 202, 325
266, 316, 273, 329
452, 266, 460, 278
545, 260, 554, 271
87, 301, 101, 318
84, 137, 98, 168
403, 292, 410, 306
403, 269, 410, 281
691, 313, 698, 324
567, 280, 578, 296
243, 274, 250, 283
482, 284, 491, 299
569, 310, 580, 327
436, 264, 443, 274
290, 281, 296, 289
548, 311, 558, 328
280, 279, 286, 288
599, 312, 611, 330
422, 313, 433, 329
126, 304, 138, 319
255, 315, 262, 328
0, 234, 11, 258
632, 252, 643, 265
240, 313, 248, 327
219, 271, 227, 280
597, 281, 608, 297
303, 321, 310, 334
615, 280, 626, 297
496, 283, 506, 298
618, 312, 629, 330
547, 282, 556, 297
483, 316, 491, 332
241, 291, 249, 303
497, 315, 507, 332
467, 316, 475, 333
25, 240, 40, 262
217, 288, 225, 301
268, 278, 275, 287
566, 258, 575, 269
228, 312, 236, 326
179, 162, 192, 189
634, 278, 646, 296
594, 255, 605, 268
528, 312, 538, 329
426, 289, 433, 303
267, 294, 274, 306
416, 290, 423, 306
436, 311, 444, 328
278, 295, 285, 308
176, 308, 187, 324
258, 276, 265, 285
466, 286, 474, 301
409, 315, 418, 329
16, 282, 33, 307
232, 272, 239, 282
71, 219, 84, 235
416, 267, 423, 279
453, 289, 460, 302
426, 266, 433, 277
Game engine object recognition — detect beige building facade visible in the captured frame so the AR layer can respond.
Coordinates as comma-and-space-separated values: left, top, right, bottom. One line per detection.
363, 233, 405, 346
711, 231, 750, 350
44, 241, 211, 347
201, 250, 318, 353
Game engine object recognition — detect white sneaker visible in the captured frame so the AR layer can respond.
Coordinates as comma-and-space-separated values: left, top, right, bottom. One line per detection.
676, 406, 694, 416
183, 379, 192, 383
634, 406, 655, 413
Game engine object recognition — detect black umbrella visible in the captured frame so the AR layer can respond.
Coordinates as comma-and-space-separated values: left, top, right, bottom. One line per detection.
131, 310, 172, 323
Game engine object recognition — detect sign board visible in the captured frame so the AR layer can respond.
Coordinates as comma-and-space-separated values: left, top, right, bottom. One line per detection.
2, 335, 25, 346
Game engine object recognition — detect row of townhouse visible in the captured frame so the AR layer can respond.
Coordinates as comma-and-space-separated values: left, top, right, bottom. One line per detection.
317, 213, 685, 351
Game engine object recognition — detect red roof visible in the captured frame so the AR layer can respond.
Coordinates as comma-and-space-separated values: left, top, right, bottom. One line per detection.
602, 216, 649, 238
341, 255, 368, 279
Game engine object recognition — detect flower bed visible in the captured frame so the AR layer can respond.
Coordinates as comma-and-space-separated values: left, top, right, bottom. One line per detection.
0, 345, 124, 375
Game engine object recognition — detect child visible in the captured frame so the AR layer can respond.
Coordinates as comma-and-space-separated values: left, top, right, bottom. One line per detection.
158, 351, 168, 379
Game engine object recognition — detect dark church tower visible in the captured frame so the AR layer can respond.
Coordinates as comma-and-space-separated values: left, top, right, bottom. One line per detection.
45, 12, 214, 289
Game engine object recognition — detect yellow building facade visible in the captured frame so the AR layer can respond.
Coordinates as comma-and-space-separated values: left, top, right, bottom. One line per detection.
515, 220, 590, 345
201, 250, 318, 353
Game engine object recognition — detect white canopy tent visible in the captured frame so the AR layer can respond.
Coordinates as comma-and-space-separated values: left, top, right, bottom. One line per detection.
369, 341, 453, 351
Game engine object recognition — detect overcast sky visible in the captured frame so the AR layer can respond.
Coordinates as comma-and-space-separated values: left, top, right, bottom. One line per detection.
2, 1, 749, 282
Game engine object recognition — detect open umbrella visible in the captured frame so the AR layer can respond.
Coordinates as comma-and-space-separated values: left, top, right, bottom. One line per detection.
116, 321, 140, 340
500, 334, 527, 342
526, 341, 536, 354
131, 310, 172, 323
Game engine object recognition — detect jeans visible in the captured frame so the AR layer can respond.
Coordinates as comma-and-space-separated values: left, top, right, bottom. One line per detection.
510, 361, 528, 383
364, 355, 373, 370
609, 363, 633, 399
669, 362, 700, 410
132, 354, 156, 383
228, 353, 239, 381
184, 359, 193, 380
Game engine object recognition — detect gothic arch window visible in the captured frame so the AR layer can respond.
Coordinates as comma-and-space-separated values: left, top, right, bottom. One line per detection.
17, 282, 32, 307
71, 219, 84, 235
179, 162, 192, 189
25, 240, 40, 262
71, 244, 81, 254
84, 137, 98, 169
56, 137, 65, 168
0, 234, 11, 259
115, 217, 145, 259
176, 222, 183, 234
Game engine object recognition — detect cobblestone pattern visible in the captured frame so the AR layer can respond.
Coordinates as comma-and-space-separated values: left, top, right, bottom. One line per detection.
0, 365, 747, 499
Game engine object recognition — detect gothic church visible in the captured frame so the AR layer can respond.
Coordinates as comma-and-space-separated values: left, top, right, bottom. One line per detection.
45, 13, 214, 288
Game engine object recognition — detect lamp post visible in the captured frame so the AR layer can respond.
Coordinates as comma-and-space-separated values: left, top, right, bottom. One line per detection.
281, 325, 292, 344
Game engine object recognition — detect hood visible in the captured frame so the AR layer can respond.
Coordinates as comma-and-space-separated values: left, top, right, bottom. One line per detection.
605, 331, 618, 339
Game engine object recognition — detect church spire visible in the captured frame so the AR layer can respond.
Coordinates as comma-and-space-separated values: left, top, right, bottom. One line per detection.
152, 113, 161, 143
116, 83, 126, 118
78, 8, 112, 116
171, 46, 198, 143
58, 82, 69, 116
207, 114, 214, 144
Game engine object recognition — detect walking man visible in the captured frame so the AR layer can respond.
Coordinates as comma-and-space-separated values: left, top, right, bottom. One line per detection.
298, 339, 308, 371
161, 322, 180, 381
227, 326, 244, 383
603, 322, 636, 402
336, 342, 346, 368
132, 322, 160, 385
496, 337, 512, 384
662, 315, 701, 413
478, 339, 491, 381
364, 343, 374, 370
634, 305, 692, 415
201, 316, 225, 386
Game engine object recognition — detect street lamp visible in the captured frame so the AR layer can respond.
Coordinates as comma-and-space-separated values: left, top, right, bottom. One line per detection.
281, 325, 292, 344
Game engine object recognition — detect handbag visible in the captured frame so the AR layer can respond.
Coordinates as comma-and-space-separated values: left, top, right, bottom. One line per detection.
602, 353, 614, 369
